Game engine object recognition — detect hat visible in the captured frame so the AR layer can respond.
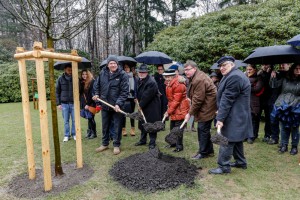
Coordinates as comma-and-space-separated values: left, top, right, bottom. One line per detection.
163, 69, 176, 76
106, 55, 119, 64
217, 56, 235, 66
137, 64, 150, 73
168, 64, 179, 71
209, 72, 218, 77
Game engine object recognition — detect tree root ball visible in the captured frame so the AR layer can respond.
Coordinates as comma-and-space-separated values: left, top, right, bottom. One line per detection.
109, 149, 199, 192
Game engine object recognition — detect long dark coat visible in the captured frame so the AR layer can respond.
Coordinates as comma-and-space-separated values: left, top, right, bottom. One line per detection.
248, 73, 264, 115
154, 73, 168, 119
216, 66, 253, 142
137, 75, 161, 128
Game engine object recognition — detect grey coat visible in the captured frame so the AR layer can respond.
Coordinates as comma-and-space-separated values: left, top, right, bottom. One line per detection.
216, 66, 253, 142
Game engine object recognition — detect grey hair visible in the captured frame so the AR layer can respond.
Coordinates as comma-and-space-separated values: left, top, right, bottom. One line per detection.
184, 60, 197, 68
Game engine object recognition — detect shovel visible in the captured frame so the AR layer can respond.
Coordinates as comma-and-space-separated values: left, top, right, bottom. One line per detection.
135, 100, 159, 133
165, 119, 188, 145
210, 125, 229, 146
96, 98, 143, 120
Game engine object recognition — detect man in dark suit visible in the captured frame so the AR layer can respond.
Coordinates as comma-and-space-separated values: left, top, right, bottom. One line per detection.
209, 56, 253, 175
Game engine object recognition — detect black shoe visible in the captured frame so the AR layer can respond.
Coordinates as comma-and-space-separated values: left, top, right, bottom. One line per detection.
149, 145, 156, 149
229, 162, 247, 169
262, 137, 270, 142
209, 167, 231, 175
164, 144, 176, 148
85, 129, 91, 138
247, 138, 254, 144
173, 148, 183, 152
268, 138, 278, 145
88, 134, 97, 139
278, 145, 288, 153
191, 153, 214, 160
135, 141, 146, 146
290, 147, 298, 155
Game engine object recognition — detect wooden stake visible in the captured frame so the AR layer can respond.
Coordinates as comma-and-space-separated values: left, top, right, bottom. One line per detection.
18, 59, 36, 180
72, 61, 83, 168
35, 58, 52, 191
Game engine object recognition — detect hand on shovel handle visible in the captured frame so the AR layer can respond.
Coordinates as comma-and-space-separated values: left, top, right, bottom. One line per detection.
96, 98, 127, 115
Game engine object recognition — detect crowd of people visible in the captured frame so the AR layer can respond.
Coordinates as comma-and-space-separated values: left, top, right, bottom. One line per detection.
55, 54, 300, 174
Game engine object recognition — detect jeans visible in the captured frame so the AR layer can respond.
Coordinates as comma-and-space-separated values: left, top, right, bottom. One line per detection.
197, 119, 214, 155
270, 117, 280, 142
218, 142, 247, 169
101, 109, 123, 147
280, 122, 299, 147
61, 103, 75, 137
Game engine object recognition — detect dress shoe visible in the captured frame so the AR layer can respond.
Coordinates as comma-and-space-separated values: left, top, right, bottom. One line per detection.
149, 145, 156, 149
95, 145, 109, 153
247, 138, 254, 144
278, 145, 288, 153
262, 137, 270, 142
85, 129, 91, 138
229, 162, 247, 169
135, 141, 146, 146
209, 167, 231, 175
290, 147, 298, 155
191, 153, 214, 160
173, 148, 183, 152
164, 144, 176, 148
267, 138, 278, 145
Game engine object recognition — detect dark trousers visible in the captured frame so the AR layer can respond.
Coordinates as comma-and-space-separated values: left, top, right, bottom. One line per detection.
170, 120, 184, 150
251, 113, 260, 139
88, 115, 96, 132
270, 118, 280, 142
260, 104, 271, 138
218, 142, 247, 169
101, 109, 123, 147
280, 122, 300, 147
122, 99, 135, 128
197, 119, 214, 155
138, 121, 157, 146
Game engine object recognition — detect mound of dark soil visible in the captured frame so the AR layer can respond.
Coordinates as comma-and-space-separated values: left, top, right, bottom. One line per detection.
109, 148, 199, 192
8, 163, 93, 199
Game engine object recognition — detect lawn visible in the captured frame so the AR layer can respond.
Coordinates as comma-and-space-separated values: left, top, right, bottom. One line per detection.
0, 101, 299, 200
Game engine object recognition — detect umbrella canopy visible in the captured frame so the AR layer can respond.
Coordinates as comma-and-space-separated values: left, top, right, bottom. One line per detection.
54, 57, 91, 70
135, 51, 172, 65
210, 60, 247, 69
118, 56, 137, 66
99, 59, 107, 68
287, 34, 300, 47
244, 45, 300, 64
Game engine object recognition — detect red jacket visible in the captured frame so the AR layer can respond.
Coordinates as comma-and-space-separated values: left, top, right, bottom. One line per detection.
166, 76, 190, 121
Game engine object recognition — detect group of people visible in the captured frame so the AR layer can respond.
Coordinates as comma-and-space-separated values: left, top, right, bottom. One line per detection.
55, 54, 300, 175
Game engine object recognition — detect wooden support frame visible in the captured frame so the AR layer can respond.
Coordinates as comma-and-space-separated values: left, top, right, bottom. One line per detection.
14, 42, 83, 191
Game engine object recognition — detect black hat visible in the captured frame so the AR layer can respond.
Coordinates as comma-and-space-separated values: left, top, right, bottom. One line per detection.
137, 64, 150, 73
163, 69, 176, 76
209, 72, 218, 77
217, 56, 235, 67
106, 55, 119, 64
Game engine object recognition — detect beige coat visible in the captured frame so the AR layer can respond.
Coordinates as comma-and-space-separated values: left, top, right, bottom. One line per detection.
188, 69, 217, 122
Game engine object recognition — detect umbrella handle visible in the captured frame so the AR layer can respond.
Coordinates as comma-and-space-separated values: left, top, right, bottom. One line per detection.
96, 98, 127, 116
135, 100, 147, 123
180, 118, 188, 129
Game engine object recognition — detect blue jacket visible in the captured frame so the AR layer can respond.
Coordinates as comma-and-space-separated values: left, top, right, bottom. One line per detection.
93, 66, 129, 110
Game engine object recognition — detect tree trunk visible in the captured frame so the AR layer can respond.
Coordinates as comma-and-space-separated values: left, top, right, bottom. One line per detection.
105, 0, 109, 57
144, 0, 149, 49
171, 0, 177, 26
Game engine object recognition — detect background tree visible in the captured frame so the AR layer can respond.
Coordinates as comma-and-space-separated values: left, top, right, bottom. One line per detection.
0, 0, 105, 176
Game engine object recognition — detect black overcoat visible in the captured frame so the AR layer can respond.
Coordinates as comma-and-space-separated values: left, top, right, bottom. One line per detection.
216, 66, 253, 142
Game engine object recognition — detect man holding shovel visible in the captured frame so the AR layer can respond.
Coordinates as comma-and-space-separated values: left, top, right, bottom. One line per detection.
92, 55, 129, 155
184, 60, 217, 159
209, 56, 253, 175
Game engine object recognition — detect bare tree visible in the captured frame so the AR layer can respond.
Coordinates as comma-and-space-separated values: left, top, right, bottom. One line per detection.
0, 0, 105, 176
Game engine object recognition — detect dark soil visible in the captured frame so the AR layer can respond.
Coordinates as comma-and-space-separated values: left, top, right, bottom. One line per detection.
127, 112, 144, 121
165, 132, 178, 145
7, 163, 93, 199
143, 121, 165, 133
109, 148, 199, 192
211, 133, 229, 146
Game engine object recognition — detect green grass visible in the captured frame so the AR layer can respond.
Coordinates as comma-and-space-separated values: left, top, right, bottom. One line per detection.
0, 102, 300, 200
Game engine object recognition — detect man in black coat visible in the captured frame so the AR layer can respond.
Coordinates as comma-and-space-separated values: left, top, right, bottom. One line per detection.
135, 64, 161, 149
209, 56, 253, 175
154, 65, 168, 121
93, 55, 129, 155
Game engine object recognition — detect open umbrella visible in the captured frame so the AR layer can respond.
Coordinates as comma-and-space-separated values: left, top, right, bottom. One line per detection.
99, 59, 107, 69
54, 57, 91, 70
287, 34, 300, 47
244, 45, 300, 64
135, 51, 172, 65
210, 60, 247, 70
118, 55, 137, 67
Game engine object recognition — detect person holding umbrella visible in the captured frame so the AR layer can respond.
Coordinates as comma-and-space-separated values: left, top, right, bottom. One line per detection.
134, 64, 161, 149
209, 56, 252, 174
154, 64, 168, 123
92, 55, 129, 155
56, 64, 76, 142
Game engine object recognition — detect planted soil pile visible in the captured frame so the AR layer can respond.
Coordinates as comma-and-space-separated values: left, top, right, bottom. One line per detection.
109, 148, 199, 192
142, 121, 165, 133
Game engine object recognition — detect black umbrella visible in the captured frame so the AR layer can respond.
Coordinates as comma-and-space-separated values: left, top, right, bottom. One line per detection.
244, 45, 300, 64
135, 51, 172, 65
210, 60, 247, 69
287, 34, 300, 47
99, 59, 107, 68
118, 55, 137, 67
54, 57, 91, 70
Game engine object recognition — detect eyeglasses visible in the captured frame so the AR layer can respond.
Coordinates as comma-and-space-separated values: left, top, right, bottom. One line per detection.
184, 67, 194, 72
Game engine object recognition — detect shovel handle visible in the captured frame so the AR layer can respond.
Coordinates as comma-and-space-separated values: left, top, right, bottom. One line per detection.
96, 98, 127, 115
162, 115, 167, 123
135, 100, 147, 123
180, 118, 188, 129
217, 125, 221, 134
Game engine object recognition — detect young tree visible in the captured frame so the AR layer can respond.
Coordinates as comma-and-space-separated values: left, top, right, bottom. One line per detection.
0, 0, 105, 176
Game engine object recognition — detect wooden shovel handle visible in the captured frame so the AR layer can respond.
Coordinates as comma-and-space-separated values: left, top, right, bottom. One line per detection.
217, 125, 221, 134
96, 98, 127, 115
135, 99, 147, 123
180, 118, 188, 129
